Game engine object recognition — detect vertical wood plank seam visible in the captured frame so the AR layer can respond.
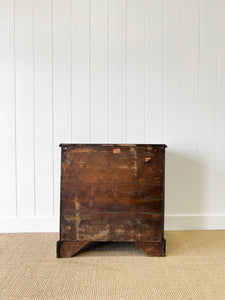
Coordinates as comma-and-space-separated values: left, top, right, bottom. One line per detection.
144, 0, 146, 144
162, 0, 165, 143
70, 0, 73, 143
14, 0, 18, 218
125, 0, 127, 143
180, 0, 183, 214
215, 0, 219, 212
89, 0, 91, 143
33, 0, 36, 217
52, 0, 55, 216
107, 0, 110, 143
197, 0, 201, 215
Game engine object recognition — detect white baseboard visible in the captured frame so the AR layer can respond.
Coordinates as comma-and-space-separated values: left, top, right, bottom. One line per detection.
165, 215, 225, 230
0, 216, 59, 233
0, 215, 224, 233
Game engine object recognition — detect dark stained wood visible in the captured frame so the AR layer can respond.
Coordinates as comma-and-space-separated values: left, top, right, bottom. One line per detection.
136, 239, 166, 257
57, 241, 88, 258
61, 212, 162, 242
57, 144, 167, 258
61, 182, 163, 213
61, 145, 164, 187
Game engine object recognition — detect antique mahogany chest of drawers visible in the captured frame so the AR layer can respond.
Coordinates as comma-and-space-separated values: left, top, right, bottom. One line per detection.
57, 144, 167, 258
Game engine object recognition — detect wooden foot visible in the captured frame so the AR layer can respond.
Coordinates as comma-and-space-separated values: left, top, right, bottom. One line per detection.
136, 239, 166, 257
57, 241, 89, 258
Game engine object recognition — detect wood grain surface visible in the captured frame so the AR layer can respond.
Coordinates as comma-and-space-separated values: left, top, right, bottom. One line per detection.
57, 144, 166, 257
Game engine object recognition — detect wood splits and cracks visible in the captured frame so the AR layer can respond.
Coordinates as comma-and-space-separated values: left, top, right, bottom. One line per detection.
75, 202, 81, 240
129, 147, 137, 177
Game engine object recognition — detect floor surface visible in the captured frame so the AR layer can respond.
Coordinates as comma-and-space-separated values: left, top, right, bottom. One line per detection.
0, 231, 225, 299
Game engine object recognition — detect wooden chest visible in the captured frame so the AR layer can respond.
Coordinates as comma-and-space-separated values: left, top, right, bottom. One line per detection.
57, 144, 167, 257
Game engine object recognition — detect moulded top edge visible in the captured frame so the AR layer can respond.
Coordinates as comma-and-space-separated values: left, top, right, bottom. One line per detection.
59, 143, 167, 148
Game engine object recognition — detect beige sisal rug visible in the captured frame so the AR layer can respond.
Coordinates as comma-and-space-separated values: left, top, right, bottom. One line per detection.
0, 231, 224, 299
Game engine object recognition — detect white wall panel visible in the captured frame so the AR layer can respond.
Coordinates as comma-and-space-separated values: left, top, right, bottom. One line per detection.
0, 0, 16, 217
164, 0, 182, 215
53, 0, 72, 217
127, 0, 145, 143
90, 0, 109, 143
15, 0, 35, 217
198, 0, 217, 214
108, 0, 127, 143
216, 0, 225, 213
72, 0, 90, 142
180, 0, 199, 215
0, 0, 225, 231
34, 0, 53, 216
145, 0, 163, 144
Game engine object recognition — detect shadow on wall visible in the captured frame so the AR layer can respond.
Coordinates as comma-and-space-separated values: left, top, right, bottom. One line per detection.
165, 149, 215, 218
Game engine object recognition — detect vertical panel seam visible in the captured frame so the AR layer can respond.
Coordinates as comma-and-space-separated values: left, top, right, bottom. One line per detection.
70, 0, 73, 143
145, 0, 150, 143
108, 0, 110, 143
14, 0, 18, 217
52, 0, 55, 216
197, 0, 201, 215
180, 0, 183, 152
33, 0, 36, 217
144, 0, 146, 144
89, 0, 91, 143
215, 0, 219, 212
180, 0, 183, 214
162, 0, 164, 143
125, 0, 127, 143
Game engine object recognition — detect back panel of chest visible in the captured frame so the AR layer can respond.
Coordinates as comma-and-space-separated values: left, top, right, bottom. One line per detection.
57, 144, 167, 257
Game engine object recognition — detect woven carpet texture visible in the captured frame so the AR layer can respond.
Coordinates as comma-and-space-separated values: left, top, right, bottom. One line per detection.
0, 231, 224, 299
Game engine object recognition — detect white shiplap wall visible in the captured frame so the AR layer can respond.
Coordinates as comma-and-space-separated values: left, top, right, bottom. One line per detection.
0, 0, 225, 232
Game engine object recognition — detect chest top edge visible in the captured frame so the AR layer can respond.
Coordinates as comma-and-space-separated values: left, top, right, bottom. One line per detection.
59, 143, 167, 149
